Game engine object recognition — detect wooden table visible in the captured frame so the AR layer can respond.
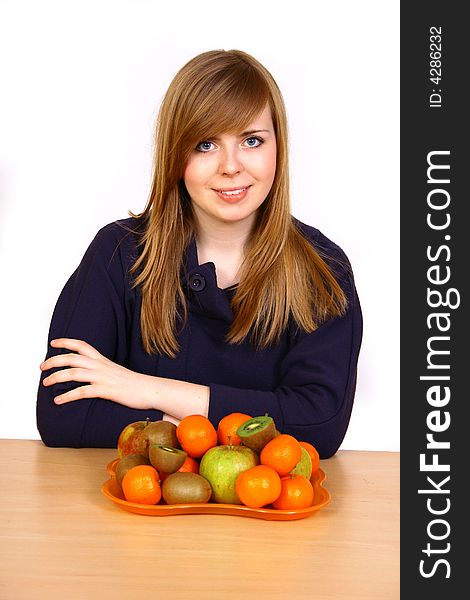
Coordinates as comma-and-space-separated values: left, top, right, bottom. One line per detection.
0, 440, 399, 599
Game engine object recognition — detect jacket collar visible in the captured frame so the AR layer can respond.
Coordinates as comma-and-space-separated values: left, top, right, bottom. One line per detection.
183, 237, 235, 323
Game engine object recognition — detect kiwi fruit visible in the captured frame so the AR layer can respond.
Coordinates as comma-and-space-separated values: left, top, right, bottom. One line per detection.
149, 445, 187, 474
115, 453, 150, 489
162, 472, 212, 504
236, 415, 276, 454
143, 420, 180, 456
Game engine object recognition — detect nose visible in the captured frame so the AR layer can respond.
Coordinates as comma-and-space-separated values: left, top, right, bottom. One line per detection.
218, 144, 243, 176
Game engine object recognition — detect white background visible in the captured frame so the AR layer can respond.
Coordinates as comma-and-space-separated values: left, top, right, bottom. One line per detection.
0, 0, 399, 450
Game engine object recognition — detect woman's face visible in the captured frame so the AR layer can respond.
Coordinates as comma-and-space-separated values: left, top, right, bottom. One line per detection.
183, 104, 277, 231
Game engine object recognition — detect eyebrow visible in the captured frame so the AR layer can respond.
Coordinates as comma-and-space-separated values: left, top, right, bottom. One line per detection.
240, 129, 271, 136
210, 129, 271, 141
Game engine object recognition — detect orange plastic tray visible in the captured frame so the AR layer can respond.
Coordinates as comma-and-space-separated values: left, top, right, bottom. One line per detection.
101, 458, 330, 520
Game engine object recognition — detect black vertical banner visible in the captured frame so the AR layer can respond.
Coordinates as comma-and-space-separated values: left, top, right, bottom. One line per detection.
401, 2, 467, 598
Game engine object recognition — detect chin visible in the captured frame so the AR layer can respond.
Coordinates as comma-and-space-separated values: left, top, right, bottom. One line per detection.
215, 209, 257, 224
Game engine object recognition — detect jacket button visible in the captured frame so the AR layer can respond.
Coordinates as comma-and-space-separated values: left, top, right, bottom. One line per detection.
189, 274, 206, 291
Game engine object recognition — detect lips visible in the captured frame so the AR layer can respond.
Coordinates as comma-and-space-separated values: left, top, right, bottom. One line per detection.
216, 186, 248, 193
213, 185, 251, 203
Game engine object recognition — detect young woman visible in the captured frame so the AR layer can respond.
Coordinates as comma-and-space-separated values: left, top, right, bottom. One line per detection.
37, 49, 362, 458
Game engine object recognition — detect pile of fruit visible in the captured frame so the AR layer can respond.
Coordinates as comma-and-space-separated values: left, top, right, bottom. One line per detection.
114, 413, 320, 511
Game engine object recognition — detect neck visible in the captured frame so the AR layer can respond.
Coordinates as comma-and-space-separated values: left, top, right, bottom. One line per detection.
193, 212, 256, 256
192, 212, 257, 287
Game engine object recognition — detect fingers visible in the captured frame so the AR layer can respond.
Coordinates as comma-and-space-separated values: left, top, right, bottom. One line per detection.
43, 367, 94, 387
40, 353, 95, 372
49, 338, 103, 359
53, 384, 97, 404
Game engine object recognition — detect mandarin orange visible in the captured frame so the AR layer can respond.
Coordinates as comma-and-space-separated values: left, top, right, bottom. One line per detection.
178, 455, 200, 474
235, 465, 282, 508
272, 474, 314, 510
176, 414, 218, 458
159, 455, 200, 483
217, 412, 252, 445
299, 441, 320, 475
121, 465, 161, 505
260, 434, 302, 476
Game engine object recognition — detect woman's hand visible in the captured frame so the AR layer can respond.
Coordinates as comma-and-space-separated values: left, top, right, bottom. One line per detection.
40, 338, 156, 410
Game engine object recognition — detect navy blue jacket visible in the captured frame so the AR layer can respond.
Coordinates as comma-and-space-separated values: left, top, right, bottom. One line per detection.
36, 217, 362, 458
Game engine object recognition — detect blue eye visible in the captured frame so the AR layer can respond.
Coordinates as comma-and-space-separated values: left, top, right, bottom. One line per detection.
244, 136, 263, 148
196, 141, 215, 152
195, 136, 264, 152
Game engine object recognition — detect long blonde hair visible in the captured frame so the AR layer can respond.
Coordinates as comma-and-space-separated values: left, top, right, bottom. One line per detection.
130, 49, 347, 357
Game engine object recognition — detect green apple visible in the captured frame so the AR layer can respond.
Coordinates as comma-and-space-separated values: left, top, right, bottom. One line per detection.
199, 444, 259, 504
290, 447, 313, 479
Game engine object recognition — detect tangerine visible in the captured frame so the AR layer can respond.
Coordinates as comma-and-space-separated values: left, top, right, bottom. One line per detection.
272, 474, 314, 510
235, 465, 282, 508
260, 434, 302, 476
159, 455, 200, 483
217, 412, 252, 446
299, 441, 320, 475
176, 414, 218, 458
121, 465, 161, 505
178, 455, 200, 474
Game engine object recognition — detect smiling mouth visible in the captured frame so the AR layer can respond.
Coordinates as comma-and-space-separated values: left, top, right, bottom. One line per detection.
214, 186, 250, 197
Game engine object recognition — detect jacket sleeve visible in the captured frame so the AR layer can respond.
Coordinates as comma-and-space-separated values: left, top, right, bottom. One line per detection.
208, 268, 363, 459
36, 223, 163, 448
